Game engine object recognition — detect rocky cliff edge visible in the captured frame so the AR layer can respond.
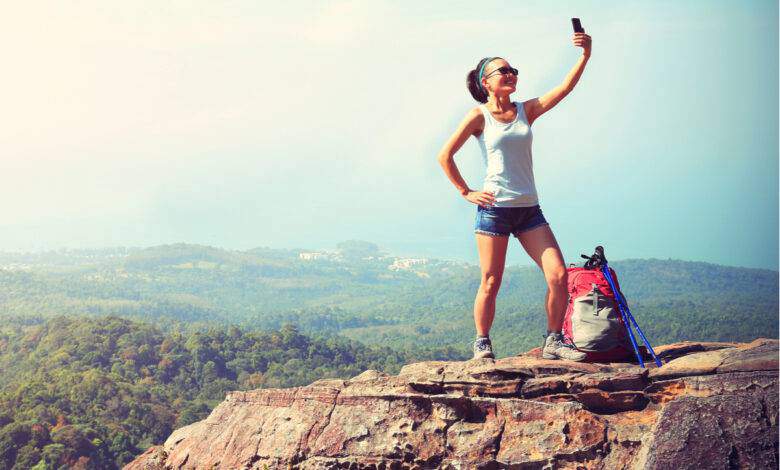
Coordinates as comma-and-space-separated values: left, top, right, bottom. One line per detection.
126, 339, 779, 469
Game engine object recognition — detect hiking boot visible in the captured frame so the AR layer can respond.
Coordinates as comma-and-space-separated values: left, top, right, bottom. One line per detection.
473, 337, 495, 359
542, 332, 587, 362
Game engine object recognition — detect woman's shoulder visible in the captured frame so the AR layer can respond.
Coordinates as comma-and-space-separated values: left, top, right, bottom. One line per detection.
466, 105, 486, 136
518, 98, 535, 114
466, 105, 486, 123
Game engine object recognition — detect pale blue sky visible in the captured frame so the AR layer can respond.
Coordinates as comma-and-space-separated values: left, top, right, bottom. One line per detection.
1, 1, 777, 269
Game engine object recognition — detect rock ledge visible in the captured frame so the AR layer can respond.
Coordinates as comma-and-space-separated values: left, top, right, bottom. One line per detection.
126, 339, 779, 469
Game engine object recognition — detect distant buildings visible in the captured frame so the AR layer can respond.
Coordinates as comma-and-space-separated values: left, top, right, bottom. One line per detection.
298, 250, 345, 261
388, 258, 428, 271
298, 252, 329, 261
298, 251, 432, 273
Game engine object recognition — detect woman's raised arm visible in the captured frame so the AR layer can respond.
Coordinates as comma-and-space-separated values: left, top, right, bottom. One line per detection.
525, 32, 592, 125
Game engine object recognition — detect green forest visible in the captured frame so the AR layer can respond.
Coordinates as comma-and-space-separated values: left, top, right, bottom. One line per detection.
0, 316, 463, 469
1, 243, 776, 353
0, 242, 776, 468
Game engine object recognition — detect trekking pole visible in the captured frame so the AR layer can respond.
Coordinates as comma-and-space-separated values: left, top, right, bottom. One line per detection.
600, 262, 663, 368
601, 264, 644, 367
612, 291, 663, 367
621, 305, 663, 367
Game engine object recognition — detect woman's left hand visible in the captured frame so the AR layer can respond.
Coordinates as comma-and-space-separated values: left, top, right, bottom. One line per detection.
573, 32, 592, 57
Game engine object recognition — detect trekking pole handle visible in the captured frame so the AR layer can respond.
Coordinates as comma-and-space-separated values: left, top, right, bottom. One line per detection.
595, 245, 607, 263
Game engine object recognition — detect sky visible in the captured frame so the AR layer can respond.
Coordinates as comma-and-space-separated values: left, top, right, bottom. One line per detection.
1, 0, 778, 270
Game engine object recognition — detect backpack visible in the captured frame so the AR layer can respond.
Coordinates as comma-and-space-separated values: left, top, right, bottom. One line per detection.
562, 266, 640, 362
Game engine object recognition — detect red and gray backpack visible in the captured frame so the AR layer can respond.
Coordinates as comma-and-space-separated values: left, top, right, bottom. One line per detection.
562, 265, 637, 362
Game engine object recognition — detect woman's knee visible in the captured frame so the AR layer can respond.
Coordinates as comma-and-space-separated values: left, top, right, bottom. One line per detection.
479, 273, 503, 297
545, 266, 567, 289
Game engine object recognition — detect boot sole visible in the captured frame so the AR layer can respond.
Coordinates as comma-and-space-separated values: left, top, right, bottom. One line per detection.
542, 350, 587, 362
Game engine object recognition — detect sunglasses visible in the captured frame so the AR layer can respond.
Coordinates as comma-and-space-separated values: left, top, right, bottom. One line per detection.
484, 66, 518, 79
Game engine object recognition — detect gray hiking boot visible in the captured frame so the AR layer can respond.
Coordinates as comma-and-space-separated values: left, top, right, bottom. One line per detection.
542, 332, 587, 362
473, 337, 495, 359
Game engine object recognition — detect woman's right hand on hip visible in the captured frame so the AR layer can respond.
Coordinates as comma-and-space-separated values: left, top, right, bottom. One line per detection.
464, 190, 496, 207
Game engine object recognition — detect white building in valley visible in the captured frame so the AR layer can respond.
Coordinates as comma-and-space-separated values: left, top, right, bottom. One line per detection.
388, 258, 428, 271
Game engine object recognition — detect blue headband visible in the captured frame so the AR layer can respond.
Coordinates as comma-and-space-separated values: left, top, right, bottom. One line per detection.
477, 57, 499, 92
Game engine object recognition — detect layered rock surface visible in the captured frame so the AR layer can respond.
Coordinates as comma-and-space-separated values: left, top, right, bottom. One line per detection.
126, 339, 779, 469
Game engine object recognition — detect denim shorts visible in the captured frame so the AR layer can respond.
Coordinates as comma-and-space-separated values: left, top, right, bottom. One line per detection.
474, 204, 549, 238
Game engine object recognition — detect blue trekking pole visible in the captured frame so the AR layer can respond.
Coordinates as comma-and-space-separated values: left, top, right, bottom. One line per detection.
600, 263, 663, 368
583, 247, 663, 368
604, 264, 644, 367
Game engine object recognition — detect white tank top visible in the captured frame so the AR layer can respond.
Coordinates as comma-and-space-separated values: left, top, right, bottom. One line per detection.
476, 101, 539, 207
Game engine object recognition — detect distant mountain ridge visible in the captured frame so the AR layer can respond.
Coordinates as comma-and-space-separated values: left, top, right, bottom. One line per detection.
1, 243, 777, 355
3, 241, 776, 272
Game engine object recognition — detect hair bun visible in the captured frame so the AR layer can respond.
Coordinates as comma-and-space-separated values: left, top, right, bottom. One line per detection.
466, 59, 490, 103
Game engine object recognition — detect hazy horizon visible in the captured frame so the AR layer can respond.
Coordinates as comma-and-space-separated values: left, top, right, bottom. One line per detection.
2, 1, 778, 270
1, 239, 778, 273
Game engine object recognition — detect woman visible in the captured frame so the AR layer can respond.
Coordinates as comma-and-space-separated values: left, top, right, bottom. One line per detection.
437, 32, 592, 360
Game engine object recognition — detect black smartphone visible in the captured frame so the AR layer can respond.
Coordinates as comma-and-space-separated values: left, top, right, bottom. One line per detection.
571, 18, 584, 33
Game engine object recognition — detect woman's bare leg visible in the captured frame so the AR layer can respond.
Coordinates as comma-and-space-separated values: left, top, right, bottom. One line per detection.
516, 225, 567, 333
474, 233, 509, 336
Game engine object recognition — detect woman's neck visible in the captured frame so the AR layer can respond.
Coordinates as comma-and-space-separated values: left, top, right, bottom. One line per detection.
486, 94, 514, 112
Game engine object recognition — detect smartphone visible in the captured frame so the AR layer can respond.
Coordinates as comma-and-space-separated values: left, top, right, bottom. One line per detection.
571, 18, 584, 33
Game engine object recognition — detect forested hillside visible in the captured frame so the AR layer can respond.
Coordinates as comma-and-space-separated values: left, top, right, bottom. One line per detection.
0, 243, 776, 468
0, 316, 463, 469
1, 243, 776, 355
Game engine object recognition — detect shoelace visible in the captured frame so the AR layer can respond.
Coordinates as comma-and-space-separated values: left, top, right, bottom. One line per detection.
558, 336, 578, 349
555, 337, 581, 351
546, 334, 578, 350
